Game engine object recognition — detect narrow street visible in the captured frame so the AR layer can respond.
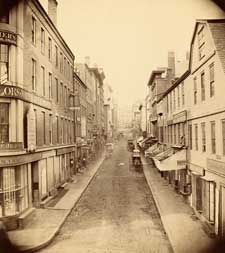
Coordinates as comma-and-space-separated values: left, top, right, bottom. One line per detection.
38, 140, 172, 253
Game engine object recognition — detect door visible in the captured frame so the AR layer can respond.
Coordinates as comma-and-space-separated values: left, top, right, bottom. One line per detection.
31, 161, 39, 206
220, 186, 225, 237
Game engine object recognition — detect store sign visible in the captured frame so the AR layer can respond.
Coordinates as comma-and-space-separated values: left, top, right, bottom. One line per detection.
0, 84, 23, 99
0, 30, 17, 45
56, 147, 75, 155
27, 104, 36, 152
0, 153, 42, 167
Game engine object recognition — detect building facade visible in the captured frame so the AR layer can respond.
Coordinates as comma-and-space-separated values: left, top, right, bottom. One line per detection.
147, 19, 225, 238
0, 0, 75, 229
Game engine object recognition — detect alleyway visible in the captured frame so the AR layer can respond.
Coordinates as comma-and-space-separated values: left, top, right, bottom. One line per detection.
38, 140, 172, 253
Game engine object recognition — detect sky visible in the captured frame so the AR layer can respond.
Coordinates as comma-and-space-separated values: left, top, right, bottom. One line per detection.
41, 0, 225, 108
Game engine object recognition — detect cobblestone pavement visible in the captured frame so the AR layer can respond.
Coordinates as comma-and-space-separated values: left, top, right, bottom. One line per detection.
38, 140, 172, 253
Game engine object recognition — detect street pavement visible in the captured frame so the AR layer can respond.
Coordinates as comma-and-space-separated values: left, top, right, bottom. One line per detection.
38, 140, 172, 253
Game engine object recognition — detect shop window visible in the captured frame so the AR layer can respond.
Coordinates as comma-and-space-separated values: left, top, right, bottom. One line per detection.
0, 103, 9, 143
0, 44, 9, 84
0, 166, 29, 217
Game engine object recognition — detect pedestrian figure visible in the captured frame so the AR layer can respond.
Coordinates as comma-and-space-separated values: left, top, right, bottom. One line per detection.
82, 156, 86, 169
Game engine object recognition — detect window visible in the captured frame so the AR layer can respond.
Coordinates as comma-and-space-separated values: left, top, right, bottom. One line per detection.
64, 86, 67, 107
48, 37, 52, 60
49, 114, 52, 144
211, 121, 216, 154
201, 122, 206, 152
60, 82, 63, 104
55, 45, 58, 67
222, 120, 225, 155
0, 9, 9, 23
194, 124, 198, 151
0, 103, 9, 143
60, 52, 63, 73
0, 44, 9, 84
56, 116, 59, 144
182, 82, 185, 106
55, 78, 59, 103
61, 117, 64, 143
48, 73, 52, 98
198, 26, 205, 60
167, 96, 169, 113
41, 66, 45, 96
170, 93, 172, 112
32, 59, 36, 91
209, 63, 215, 97
177, 86, 180, 109
64, 57, 66, 75
201, 72, 205, 101
42, 112, 46, 145
174, 125, 177, 144
32, 16, 36, 45
178, 124, 181, 144
194, 77, 197, 104
41, 28, 45, 53
173, 90, 176, 111
189, 124, 192, 150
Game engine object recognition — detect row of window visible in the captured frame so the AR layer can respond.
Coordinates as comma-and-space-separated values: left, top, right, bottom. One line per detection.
158, 123, 185, 146
31, 58, 72, 107
31, 16, 73, 82
189, 120, 225, 155
34, 110, 74, 147
167, 82, 185, 114
193, 63, 214, 104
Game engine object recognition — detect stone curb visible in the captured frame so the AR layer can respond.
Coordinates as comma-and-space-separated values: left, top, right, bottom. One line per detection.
20, 153, 105, 252
142, 157, 175, 253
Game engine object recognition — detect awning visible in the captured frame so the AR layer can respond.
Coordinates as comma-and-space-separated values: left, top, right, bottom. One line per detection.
137, 136, 144, 143
154, 149, 186, 171
201, 174, 214, 181
154, 148, 174, 161
145, 143, 158, 155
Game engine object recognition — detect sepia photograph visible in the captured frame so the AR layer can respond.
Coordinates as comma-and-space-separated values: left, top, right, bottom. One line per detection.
1, 0, 225, 252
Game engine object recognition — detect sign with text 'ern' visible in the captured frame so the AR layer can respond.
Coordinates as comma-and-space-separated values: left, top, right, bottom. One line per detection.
0, 30, 17, 45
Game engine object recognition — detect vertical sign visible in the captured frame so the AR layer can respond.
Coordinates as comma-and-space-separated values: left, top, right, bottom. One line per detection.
27, 104, 36, 152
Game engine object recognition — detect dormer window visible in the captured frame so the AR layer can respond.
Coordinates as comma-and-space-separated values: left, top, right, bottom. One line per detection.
198, 26, 205, 60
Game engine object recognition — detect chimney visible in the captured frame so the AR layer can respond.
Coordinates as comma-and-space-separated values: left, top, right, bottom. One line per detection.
48, 0, 58, 26
85, 56, 91, 67
168, 51, 175, 78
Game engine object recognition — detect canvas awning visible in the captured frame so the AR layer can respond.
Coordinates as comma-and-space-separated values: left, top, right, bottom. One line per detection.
154, 149, 186, 171
153, 148, 174, 161
201, 174, 214, 181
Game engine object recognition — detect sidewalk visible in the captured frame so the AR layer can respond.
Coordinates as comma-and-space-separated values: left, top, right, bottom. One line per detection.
142, 156, 215, 253
8, 152, 105, 252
